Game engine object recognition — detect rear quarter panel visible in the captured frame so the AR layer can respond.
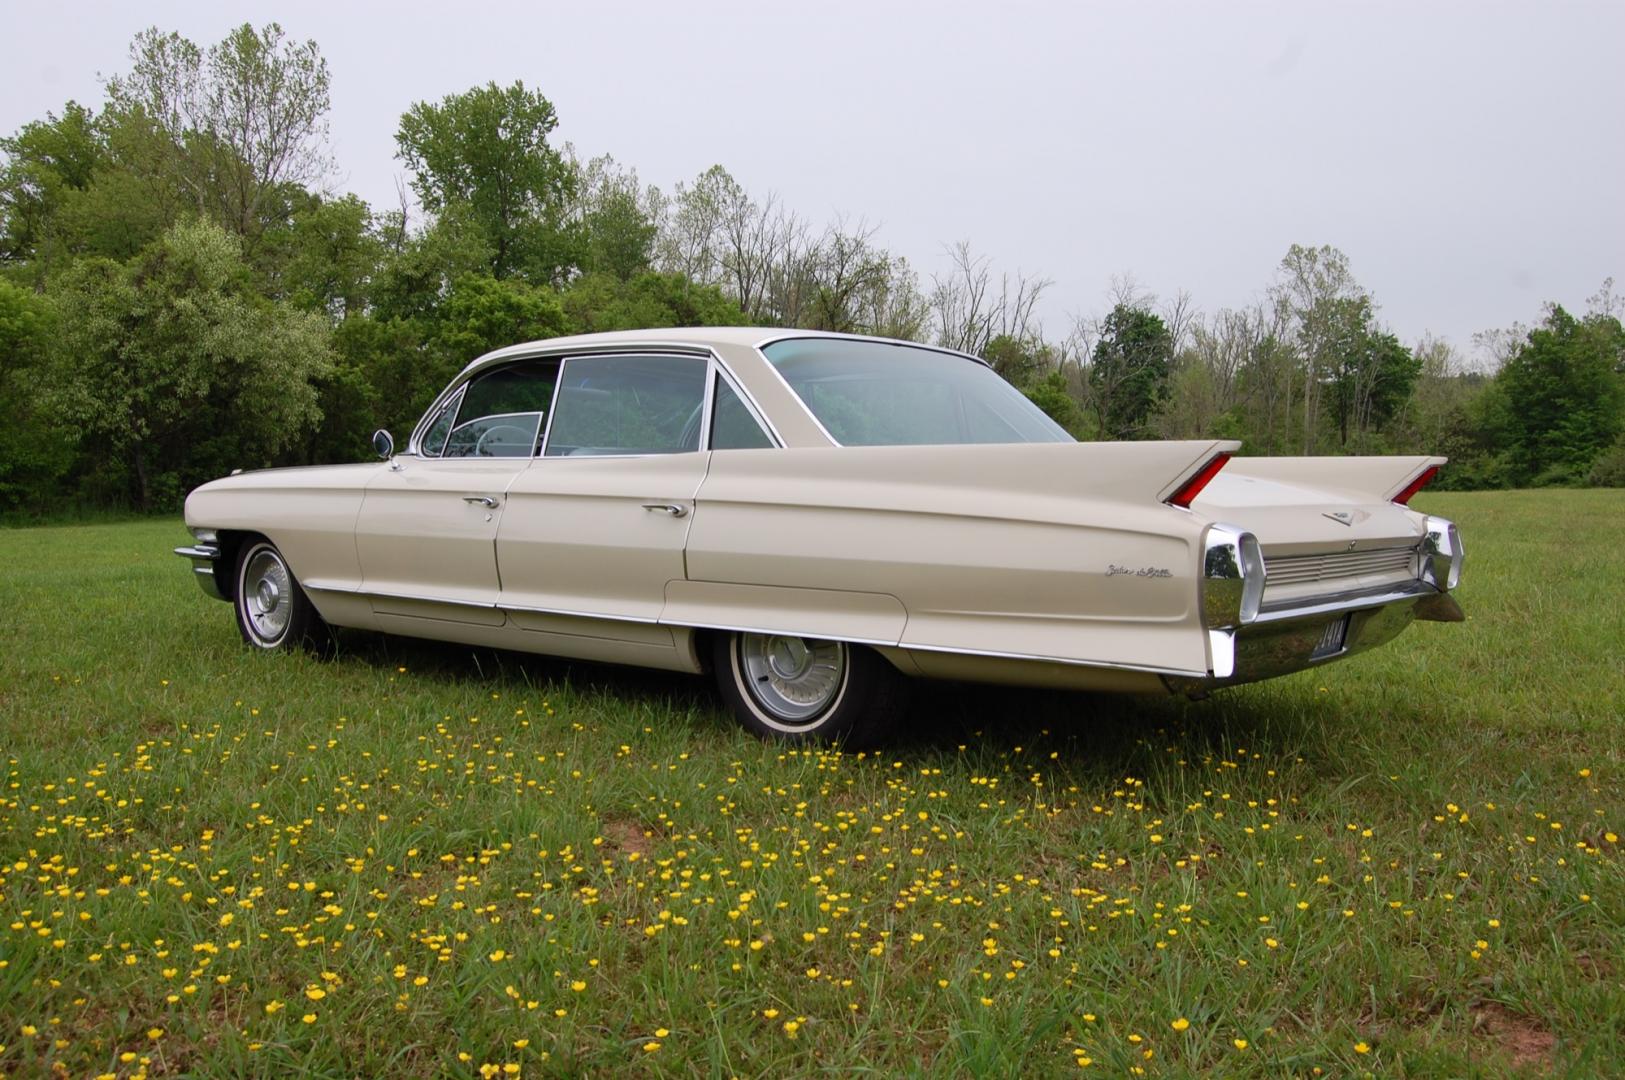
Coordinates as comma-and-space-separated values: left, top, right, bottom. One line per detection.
684, 443, 1226, 675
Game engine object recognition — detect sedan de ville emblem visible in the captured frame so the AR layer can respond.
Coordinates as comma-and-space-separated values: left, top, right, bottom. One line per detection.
1323, 511, 1356, 526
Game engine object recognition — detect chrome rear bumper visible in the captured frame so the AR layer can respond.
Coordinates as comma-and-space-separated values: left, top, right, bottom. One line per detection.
1179, 580, 1463, 693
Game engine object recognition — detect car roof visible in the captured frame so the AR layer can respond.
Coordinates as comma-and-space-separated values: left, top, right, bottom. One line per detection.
462, 327, 988, 374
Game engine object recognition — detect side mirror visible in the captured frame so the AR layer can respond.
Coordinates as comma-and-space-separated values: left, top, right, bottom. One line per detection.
372, 429, 394, 459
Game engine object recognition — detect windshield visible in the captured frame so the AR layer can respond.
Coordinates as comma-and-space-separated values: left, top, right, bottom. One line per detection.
761, 338, 1073, 446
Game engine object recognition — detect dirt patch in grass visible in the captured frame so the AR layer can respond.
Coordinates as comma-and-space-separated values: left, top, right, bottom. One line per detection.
1471, 1002, 1555, 1072
601, 815, 654, 858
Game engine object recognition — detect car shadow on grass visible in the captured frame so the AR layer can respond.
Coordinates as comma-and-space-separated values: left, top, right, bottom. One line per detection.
326, 629, 1341, 771
899, 678, 1342, 766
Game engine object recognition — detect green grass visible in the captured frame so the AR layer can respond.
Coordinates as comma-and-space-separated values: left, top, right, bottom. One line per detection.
0, 489, 1620, 1078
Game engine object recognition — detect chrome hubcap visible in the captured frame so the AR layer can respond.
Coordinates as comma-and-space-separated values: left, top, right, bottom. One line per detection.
243, 548, 292, 643
739, 633, 845, 725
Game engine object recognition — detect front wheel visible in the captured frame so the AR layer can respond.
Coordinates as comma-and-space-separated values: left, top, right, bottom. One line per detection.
234, 540, 328, 651
712, 632, 904, 745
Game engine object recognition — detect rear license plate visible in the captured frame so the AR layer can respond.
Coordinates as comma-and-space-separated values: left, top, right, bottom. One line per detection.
1310, 615, 1350, 659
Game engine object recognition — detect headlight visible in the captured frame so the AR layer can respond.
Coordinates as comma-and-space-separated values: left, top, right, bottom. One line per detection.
1420, 515, 1463, 590
1202, 524, 1265, 627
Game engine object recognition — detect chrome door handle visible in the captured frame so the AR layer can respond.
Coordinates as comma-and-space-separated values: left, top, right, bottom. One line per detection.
641, 502, 688, 517
463, 495, 498, 508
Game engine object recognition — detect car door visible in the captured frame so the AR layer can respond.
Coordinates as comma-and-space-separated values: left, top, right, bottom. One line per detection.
357, 357, 560, 625
496, 352, 713, 627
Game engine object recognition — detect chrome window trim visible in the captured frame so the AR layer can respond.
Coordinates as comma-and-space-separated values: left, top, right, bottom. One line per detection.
752, 334, 1066, 449
538, 351, 715, 459
753, 330, 993, 369
708, 364, 781, 450
410, 343, 717, 458
410, 384, 466, 458
534, 359, 565, 456
753, 346, 845, 447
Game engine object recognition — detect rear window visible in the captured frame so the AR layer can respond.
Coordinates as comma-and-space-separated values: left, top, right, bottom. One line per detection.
761, 338, 1072, 446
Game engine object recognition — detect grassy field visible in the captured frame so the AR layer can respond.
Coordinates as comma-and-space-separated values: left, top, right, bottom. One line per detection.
0, 490, 1620, 1078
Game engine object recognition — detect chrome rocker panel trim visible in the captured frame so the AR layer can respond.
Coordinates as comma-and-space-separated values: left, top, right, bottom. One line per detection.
300, 584, 1213, 680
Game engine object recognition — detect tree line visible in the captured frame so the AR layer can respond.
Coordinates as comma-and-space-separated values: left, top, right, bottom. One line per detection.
2, 23, 1621, 515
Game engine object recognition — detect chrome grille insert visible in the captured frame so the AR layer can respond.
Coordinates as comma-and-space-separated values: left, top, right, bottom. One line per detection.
1263, 545, 1416, 587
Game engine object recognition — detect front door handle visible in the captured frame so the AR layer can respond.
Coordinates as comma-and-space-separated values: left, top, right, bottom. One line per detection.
641, 502, 688, 518
463, 495, 499, 508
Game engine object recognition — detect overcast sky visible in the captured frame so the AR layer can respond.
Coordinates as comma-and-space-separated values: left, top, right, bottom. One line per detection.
5, 0, 1621, 359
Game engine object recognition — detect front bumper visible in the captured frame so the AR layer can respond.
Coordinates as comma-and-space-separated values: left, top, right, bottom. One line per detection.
174, 532, 227, 601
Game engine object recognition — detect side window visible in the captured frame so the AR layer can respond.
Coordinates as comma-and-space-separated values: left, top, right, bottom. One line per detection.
711, 375, 774, 450
440, 359, 560, 458
544, 354, 709, 456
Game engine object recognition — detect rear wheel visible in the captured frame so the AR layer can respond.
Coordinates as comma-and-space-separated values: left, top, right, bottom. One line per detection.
233, 540, 327, 652
713, 632, 903, 745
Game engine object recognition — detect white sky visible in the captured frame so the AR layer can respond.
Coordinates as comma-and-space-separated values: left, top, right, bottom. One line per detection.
5, 0, 1622, 359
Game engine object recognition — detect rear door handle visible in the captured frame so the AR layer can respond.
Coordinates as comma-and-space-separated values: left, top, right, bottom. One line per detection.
463, 495, 499, 508
641, 502, 688, 517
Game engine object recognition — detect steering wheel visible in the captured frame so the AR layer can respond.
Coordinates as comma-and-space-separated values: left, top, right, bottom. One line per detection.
475, 423, 533, 456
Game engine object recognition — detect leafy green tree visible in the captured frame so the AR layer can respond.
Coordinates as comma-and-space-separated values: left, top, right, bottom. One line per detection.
369, 203, 494, 325
1320, 298, 1421, 448
572, 155, 662, 281
434, 274, 567, 365
0, 102, 104, 272
47, 218, 332, 508
1022, 370, 1088, 437
561, 271, 746, 335
1089, 304, 1173, 438
1489, 305, 1624, 484
0, 280, 73, 512
262, 192, 380, 317
395, 82, 576, 281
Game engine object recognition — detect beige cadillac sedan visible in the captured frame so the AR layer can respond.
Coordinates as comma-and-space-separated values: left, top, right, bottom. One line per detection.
177, 329, 1464, 742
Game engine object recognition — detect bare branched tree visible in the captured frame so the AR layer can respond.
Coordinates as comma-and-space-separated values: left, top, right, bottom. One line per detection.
929, 241, 1050, 356
106, 23, 333, 243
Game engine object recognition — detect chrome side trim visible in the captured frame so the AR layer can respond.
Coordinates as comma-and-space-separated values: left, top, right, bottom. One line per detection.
503, 602, 663, 625
898, 639, 1209, 680
671, 619, 899, 650
1252, 580, 1444, 625
297, 584, 1209, 678
306, 584, 498, 610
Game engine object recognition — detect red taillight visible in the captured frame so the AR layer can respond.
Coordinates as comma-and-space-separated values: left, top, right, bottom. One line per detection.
1392, 465, 1439, 505
1167, 452, 1232, 509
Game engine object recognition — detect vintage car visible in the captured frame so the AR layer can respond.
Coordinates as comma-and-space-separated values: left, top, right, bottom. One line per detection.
177, 328, 1464, 742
